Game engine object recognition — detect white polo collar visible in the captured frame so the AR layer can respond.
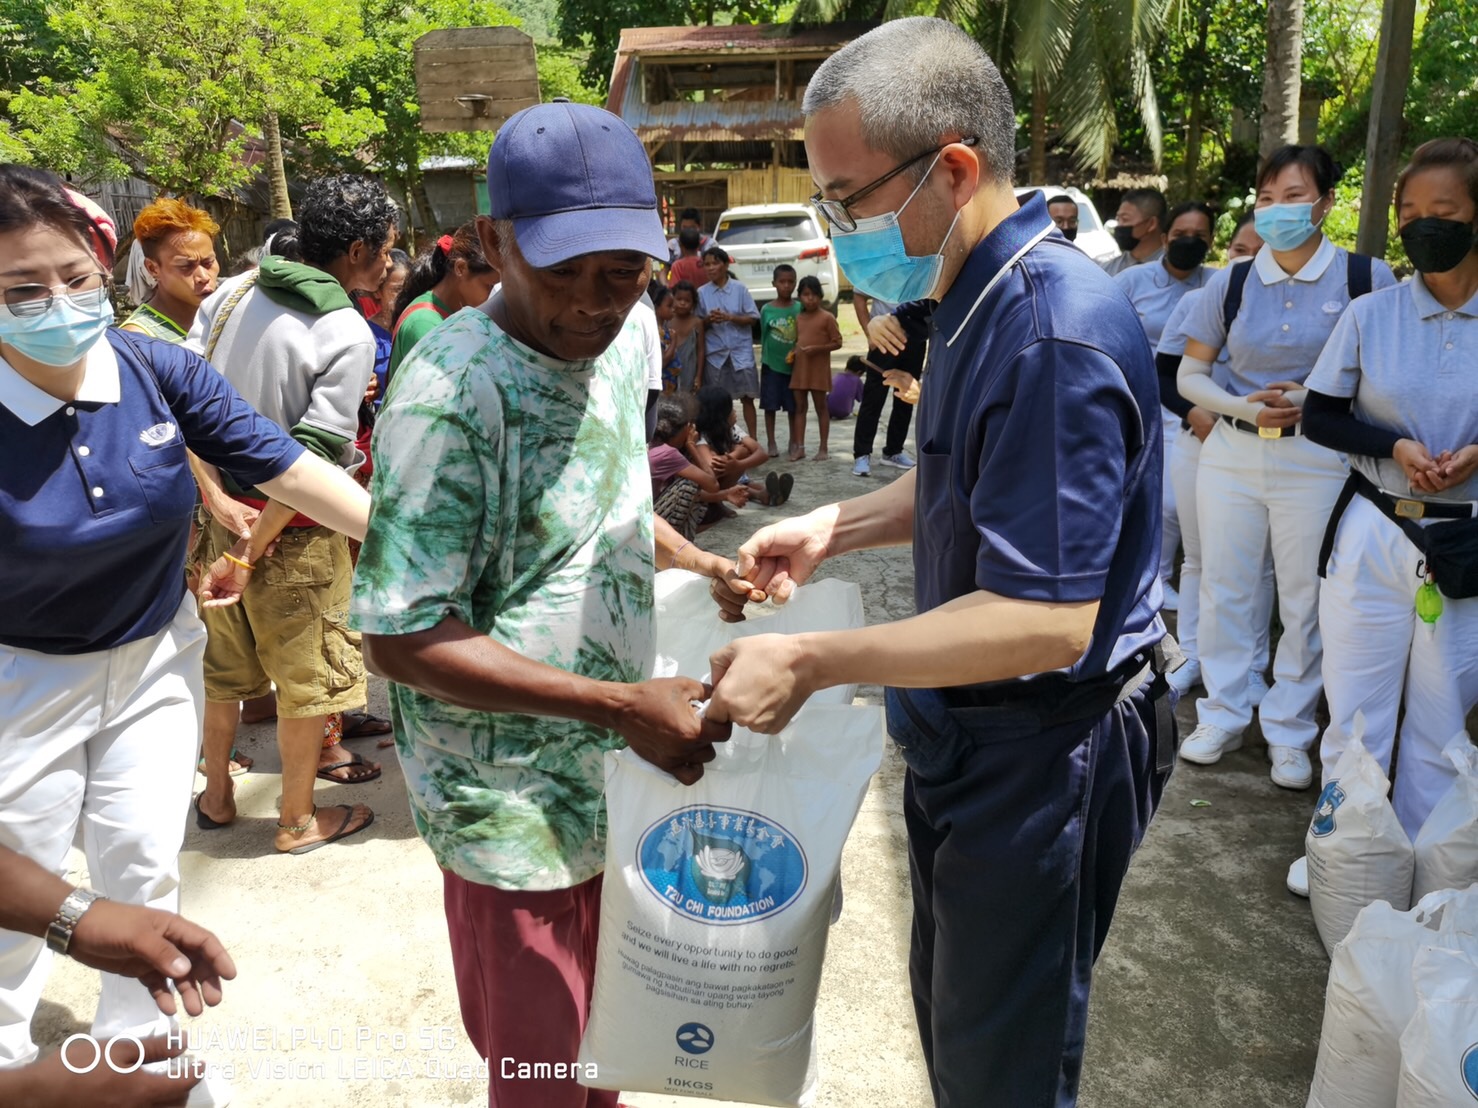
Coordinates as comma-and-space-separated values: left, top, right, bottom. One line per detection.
0, 335, 122, 427
1254, 236, 1336, 285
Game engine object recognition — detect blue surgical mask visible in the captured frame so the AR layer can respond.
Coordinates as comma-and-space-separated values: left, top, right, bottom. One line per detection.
0, 285, 115, 368
832, 154, 962, 304
1253, 202, 1325, 252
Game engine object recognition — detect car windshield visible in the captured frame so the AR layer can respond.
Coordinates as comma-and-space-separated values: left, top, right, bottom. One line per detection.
1016, 189, 1103, 232
715, 215, 817, 246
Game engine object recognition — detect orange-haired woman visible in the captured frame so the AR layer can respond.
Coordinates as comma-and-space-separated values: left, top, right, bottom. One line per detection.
120, 198, 220, 341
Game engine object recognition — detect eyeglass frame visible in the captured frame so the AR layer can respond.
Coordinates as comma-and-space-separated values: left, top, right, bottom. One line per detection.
810, 136, 979, 233
1, 271, 111, 317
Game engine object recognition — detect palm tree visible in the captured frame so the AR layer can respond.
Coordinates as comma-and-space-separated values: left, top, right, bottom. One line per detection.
792, 0, 1173, 179
1259, 0, 1304, 159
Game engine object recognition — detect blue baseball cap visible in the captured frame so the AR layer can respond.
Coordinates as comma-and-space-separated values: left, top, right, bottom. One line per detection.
487, 100, 668, 268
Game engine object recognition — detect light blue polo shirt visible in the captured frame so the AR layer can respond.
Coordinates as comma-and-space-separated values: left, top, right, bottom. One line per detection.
1182, 237, 1395, 395
1158, 285, 1232, 389
1115, 259, 1211, 349
697, 277, 759, 369
1308, 276, 1478, 502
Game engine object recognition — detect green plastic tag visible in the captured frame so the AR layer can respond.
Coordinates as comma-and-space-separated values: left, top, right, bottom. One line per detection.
1416, 580, 1444, 625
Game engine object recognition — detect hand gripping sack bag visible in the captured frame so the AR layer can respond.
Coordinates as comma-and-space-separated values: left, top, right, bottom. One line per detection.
1308, 712, 1415, 954
578, 573, 885, 1106
1306, 885, 1478, 1108
1396, 945, 1478, 1108
1412, 734, 1478, 901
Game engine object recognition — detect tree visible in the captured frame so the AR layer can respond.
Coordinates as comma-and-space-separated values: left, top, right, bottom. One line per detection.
6, 0, 380, 198
1356, 0, 1416, 256
559, 0, 784, 92
1259, 0, 1305, 160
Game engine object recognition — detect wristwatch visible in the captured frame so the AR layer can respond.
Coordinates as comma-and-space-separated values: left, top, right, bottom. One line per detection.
46, 889, 105, 954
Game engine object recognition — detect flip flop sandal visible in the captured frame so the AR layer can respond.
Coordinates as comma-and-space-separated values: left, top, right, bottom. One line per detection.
281, 804, 375, 855
765, 472, 781, 504
341, 709, 392, 739
193, 794, 231, 831
197, 748, 253, 777
315, 749, 382, 784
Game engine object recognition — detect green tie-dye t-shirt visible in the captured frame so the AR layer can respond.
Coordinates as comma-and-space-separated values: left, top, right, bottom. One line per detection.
351, 306, 656, 891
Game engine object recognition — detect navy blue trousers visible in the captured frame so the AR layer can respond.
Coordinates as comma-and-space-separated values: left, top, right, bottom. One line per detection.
889, 683, 1170, 1108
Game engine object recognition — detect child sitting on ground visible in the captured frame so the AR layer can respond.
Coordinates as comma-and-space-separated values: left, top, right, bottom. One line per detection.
827, 355, 868, 420
666, 281, 704, 393
649, 392, 735, 539
693, 385, 793, 523
789, 275, 843, 461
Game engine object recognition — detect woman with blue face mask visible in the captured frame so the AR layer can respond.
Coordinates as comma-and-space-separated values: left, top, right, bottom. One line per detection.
0, 164, 370, 1089
1288, 137, 1478, 896
1172, 145, 1396, 792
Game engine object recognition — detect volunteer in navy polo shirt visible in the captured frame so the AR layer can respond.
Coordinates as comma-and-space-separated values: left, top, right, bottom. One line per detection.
0, 164, 369, 1082
705, 20, 1174, 1108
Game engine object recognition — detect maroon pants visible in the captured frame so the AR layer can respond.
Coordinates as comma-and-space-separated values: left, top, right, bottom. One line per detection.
442, 870, 620, 1108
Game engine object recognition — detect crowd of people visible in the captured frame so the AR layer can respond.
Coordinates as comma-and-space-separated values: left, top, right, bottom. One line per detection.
0, 14, 1474, 1108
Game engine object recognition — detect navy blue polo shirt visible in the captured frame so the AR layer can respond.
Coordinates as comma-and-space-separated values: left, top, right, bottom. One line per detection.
914, 192, 1164, 680
0, 329, 304, 655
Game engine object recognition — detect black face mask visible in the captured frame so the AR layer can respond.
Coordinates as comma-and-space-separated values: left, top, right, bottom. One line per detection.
1401, 217, 1477, 274
1166, 236, 1210, 272
1113, 223, 1140, 252
1060, 225, 1078, 242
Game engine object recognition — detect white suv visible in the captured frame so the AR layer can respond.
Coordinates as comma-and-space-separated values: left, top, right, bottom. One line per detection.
1014, 185, 1117, 265
711, 203, 841, 308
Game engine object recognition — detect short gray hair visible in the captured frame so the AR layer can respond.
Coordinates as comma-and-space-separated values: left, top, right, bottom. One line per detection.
803, 18, 1016, 186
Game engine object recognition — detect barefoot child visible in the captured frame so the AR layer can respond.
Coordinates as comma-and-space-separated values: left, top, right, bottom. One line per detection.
649, 392, 726, 537
697, 247, 761, 438
651, 285, 680, 392
667, 281, 704, 392
790, 275, 843, 460
758, 264, 801, 457
694, 385, 793, 513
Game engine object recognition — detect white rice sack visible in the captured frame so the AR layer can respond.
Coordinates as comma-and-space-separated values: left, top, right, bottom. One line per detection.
1412, 734, 1478, 901
579, 572, 884, 1105
1396, 945, 1478, 1107
1306, 887, 1478, 1108
1308, 712, 1415, 954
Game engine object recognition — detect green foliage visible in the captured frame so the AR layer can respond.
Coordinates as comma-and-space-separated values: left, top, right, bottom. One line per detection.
1406, 0, 1478, 150
559, 0, 785, 92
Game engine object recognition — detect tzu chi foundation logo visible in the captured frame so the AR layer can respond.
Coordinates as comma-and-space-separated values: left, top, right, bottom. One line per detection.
638, 805, 807, 925
1310, 782, 1346, 838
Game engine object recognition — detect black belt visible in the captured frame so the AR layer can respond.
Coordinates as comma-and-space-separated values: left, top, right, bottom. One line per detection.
1222, 414, 1301, 439
1318, 470, 1478, 578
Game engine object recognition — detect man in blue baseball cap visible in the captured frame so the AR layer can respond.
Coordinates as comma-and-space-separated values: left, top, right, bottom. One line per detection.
350, 100, 737, 1107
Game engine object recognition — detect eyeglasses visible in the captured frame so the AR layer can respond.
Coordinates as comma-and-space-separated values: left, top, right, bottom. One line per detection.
811, 137, 979, 232
2, 272, 109, 317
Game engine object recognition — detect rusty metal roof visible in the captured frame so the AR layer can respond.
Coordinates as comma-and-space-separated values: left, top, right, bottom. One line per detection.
614, 23, 867, 57
605, 22, 870, 133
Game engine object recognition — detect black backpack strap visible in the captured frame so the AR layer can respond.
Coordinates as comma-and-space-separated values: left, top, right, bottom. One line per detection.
1346, 252, 1373, 302
1317, 473, 1361, 579
1222, 258, 1253, 333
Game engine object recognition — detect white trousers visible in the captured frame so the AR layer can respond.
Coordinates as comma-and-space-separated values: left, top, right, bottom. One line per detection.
1319, 495, 1478, 837
1160, 408, 1181, 583
1171, 427, 1275, 670
1195, 421, 1347, 748
0, 596, 204, 1066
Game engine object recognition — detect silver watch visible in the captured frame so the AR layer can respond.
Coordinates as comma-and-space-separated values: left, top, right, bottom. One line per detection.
46, 889, 105, 954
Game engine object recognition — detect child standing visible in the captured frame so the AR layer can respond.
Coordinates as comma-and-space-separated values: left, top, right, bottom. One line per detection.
651, 285, 680, 392
697, 247, 761, 439
789, 275, 843, 460
758, 264, 801, 458
665, 281, 705, 392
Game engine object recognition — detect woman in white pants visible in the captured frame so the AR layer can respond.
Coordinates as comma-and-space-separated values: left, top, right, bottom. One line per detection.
1175, 145, 1396, 789
0, 166, 369, 1089
1155, 215, 1275, 700
1291, 138, 1478, 893
1115, 201, 1216, 613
